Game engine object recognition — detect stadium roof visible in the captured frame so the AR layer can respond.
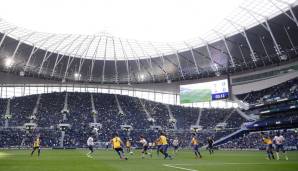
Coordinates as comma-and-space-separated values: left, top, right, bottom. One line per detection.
0, 0, 296, 60
0, 0, 298, 84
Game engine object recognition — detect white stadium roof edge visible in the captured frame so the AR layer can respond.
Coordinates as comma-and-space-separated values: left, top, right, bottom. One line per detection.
0, 0, 297, 61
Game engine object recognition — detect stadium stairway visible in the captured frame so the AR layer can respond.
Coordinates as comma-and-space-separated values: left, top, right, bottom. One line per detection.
4, 99, 10, 128
235, 108, 258, 121
90, 93, 98, 123
114, 94, 125, 115
212, 112, 297, 147
213, 128, 249, 147
139, 99, 154, 121
165, 104, 177, 130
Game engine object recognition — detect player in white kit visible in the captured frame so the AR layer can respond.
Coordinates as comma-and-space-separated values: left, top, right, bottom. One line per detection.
172, 137, 179, 155
87, 135, 95, 158
139, 135, 152, 159
273, 132, 288, 160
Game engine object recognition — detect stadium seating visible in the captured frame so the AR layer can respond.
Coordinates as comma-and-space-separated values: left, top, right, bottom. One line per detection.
219, 130, 298, 150
1, 76, 298, 149
237, 77, 298, 105
36, 92, 64, 127
9, 95, 37, 126
0, 98, 7, 126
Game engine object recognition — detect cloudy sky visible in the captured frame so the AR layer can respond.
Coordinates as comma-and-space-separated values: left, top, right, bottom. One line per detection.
0, 0, 243, 42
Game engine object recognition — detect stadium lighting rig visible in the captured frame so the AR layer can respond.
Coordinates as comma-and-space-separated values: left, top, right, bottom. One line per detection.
4, 58, 14, 67
74, 73, 81, 80
138, 74, 145, 81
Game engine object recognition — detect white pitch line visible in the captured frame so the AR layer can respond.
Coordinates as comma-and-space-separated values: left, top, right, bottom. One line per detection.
223, 163, 266, 165
163, 164, 198, 171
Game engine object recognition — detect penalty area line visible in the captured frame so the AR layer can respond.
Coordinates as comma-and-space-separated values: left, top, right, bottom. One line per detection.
163, 164, 198, 171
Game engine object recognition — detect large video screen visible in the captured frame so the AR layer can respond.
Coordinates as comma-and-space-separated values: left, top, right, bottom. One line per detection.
180, 79, 229, 104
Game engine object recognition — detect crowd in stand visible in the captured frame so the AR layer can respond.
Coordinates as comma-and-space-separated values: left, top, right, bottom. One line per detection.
219, 130, 298, 149
0, 76, 298, 149
9, 95, 37, 126
237, 77, 298, 105
170, 106, 200, 129
117, 95, 151, 129
36, 93, 64, 127
0, 91, 246, 148
0, 98, 7, 126
142, 99, 171, 129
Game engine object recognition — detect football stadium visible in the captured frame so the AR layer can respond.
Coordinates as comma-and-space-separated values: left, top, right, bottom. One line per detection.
0, 0, 298, 170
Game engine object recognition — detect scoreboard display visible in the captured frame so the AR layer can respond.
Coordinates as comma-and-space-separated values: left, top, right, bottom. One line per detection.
180, 79, 229, 104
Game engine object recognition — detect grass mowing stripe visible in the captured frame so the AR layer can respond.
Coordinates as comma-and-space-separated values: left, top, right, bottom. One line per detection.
0, 150, 297, 171
163, 164, 199, 171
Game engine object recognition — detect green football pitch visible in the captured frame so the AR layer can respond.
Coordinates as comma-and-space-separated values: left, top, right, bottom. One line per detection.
0, 149, 298, 171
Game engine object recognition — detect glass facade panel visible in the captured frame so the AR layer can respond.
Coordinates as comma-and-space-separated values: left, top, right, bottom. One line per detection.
0, 84, 238, 108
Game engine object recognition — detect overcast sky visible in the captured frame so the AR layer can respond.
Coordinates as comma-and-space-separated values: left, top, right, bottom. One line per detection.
0, 0, 243, 42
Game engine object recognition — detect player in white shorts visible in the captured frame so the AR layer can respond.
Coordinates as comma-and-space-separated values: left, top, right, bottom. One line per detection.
273, 132, 288, 160
139, 135, 152, 159
87, 135, 95, 158
172, 137, 179, 155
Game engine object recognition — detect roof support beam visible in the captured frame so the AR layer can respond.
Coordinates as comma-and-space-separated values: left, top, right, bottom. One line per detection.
127, 40, 142, 75
11, 32, 35, 61
63, 36, 89, 81
147, 56, 155, 82
259, 36, 272, 63
127, 40, 155, 83
191, 48, 216, 69
226, 19, 257, 66
243, 30, 257, 65
51, 35, 81, 77
190, 47, 201, 76
192, 40, 225, 73
161, 54, 170, 81
119, 39, 131, 84
38, 50, 50, 75
38, 35, 72, 75
270, 0, 298, 27
184, 42, 200, 76
222, 37, 236, 68
77, 36, 96, 76
288, 5, 298, 27
24, 45, 36, 71
205, 42, 219, 73
240, 7, 282, 58
24, 34, 56, 71
284, 26, 297, 54
265, 19, 282, 56
238, 45, 248, 67
0, 27, 18, 49
101, 38, 108, 84
174, 51, 185, 80
198, 38, 224, 71
135, 41, 155, 82
213, 30, 236, 68
167, 44, 185, 80
0, 34, 7, 49
51, 54, 63, 77
112, 38, 119, 83
150, 43, 170, 82
11, 41, 22, 60
89, 36, 102, 81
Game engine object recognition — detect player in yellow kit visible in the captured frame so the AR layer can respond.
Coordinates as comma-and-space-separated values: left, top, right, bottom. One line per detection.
191, 133, 202, 159
261, 133, 275, 160
158, 132, 172, 160
126, 138, 131, 153
111, 133, 128, 160
30, 135, 41, 157
155, 137, 162, 157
